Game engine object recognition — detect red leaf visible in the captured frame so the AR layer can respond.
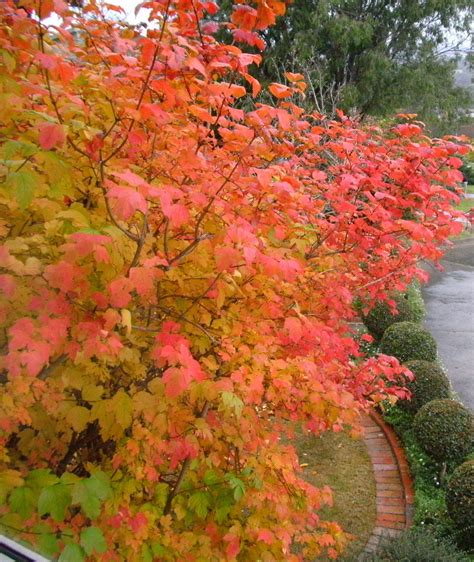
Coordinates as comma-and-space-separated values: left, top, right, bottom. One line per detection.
159, 192, 190, 228
109, 277, 133, 308
224, 535, 240, 560
129, 267, 155, 298
107, 185, 147, 220
9, 318, 35, 350
0, 274, 15, 297
129, 512, 147, 533
113, 170, 146, 187
38, 122, 66, 150
202, 2, 219, 15
162, 367, 190, 398
215, 246, 240, 271
257, 529, 274, 544
284, 317, 303, 343
44, 261, 82, 293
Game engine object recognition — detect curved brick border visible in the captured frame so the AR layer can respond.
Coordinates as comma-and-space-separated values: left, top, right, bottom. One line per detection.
359, 410, 414, 556
369, 410, 414, 525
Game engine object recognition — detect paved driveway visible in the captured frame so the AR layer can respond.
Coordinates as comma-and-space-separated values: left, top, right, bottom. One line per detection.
422, 237, 474, 411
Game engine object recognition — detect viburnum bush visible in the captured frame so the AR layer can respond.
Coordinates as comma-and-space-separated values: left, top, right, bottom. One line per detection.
0, 1, 469, 560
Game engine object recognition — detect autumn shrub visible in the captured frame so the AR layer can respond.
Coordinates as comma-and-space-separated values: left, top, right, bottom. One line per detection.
446, 460, 474, 548
0, 0, 467, 560
399, 360, 450, 413
361, 285, 425, 340
413, 400, 474, 464
380, 322, 437, 363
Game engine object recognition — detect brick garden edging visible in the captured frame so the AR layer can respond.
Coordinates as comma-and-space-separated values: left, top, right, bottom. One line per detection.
359, 410, 415, 556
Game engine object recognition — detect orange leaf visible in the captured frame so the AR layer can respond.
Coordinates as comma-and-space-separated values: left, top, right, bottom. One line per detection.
243, 73, 261, 97
285, 72, 304, 83
268, 82, 293, 99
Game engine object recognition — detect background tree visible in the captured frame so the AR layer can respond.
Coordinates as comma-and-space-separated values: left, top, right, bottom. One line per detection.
220, 0, 473, 133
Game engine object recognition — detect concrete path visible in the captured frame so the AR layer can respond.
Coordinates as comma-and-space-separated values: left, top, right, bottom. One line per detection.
422, 237, 474, 411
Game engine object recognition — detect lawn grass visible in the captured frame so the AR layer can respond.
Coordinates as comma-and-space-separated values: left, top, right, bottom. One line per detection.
448, 191, 474, 240
295, 427, 376, 560
456, 197, 474, 212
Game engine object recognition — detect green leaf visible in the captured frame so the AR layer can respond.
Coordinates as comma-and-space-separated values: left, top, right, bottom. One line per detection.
1, 49, 16, 73
153, 482, 169, 510
151, 542, 167, 557
4, 169, 38, 208
36, 528, 60, 557
80, 527, 107, 555
26, 469, 59, 489
228, 476, 245, 501
60, 472, 81, 486
140, 545, 153, 562
71, 473, 111, 519
203, 470, 219, 486
188, 491, 210, 519
87, 471, 112, 500
22, 109, 56, 123
9, 486, 35, 519
58, 544, 85, 562
220, 391, 244, 418
76, 228, 103, 236
216, 504, 231, 524
2, 140, 37, 160
37, 483, 71, 522
71, 482, 101, 519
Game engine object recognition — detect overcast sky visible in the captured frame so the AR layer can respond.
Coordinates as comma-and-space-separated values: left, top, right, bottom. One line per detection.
107, 0, 150, 25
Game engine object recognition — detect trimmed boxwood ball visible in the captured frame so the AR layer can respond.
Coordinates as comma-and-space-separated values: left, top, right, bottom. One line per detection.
446, 460, 474, 548
362, 286, 425, 340
399, 360, 450, 413
413, 399, 474, 464
380, 321, 437, 363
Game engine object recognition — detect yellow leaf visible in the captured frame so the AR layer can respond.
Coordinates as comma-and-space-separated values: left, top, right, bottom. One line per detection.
57, 210, 90, 227
82, 384, 104, 402
0, 470, 24, 503
216, 286, 226, 309
121, 308, 132, 335
66, 406, 91, 433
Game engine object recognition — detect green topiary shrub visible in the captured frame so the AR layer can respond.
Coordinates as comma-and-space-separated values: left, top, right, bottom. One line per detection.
362, 528, 470, 562
413, 399, 474, 465
362, 285, 425, 340
399, 360, 450, 413
380, 321, 437, 363
446, 460, 474, 549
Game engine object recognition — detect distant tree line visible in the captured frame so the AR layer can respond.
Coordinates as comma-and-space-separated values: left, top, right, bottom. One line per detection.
217, 0, 474, 134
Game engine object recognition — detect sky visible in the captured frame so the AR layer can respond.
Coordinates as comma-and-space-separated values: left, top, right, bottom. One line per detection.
105, 0, 150, 25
